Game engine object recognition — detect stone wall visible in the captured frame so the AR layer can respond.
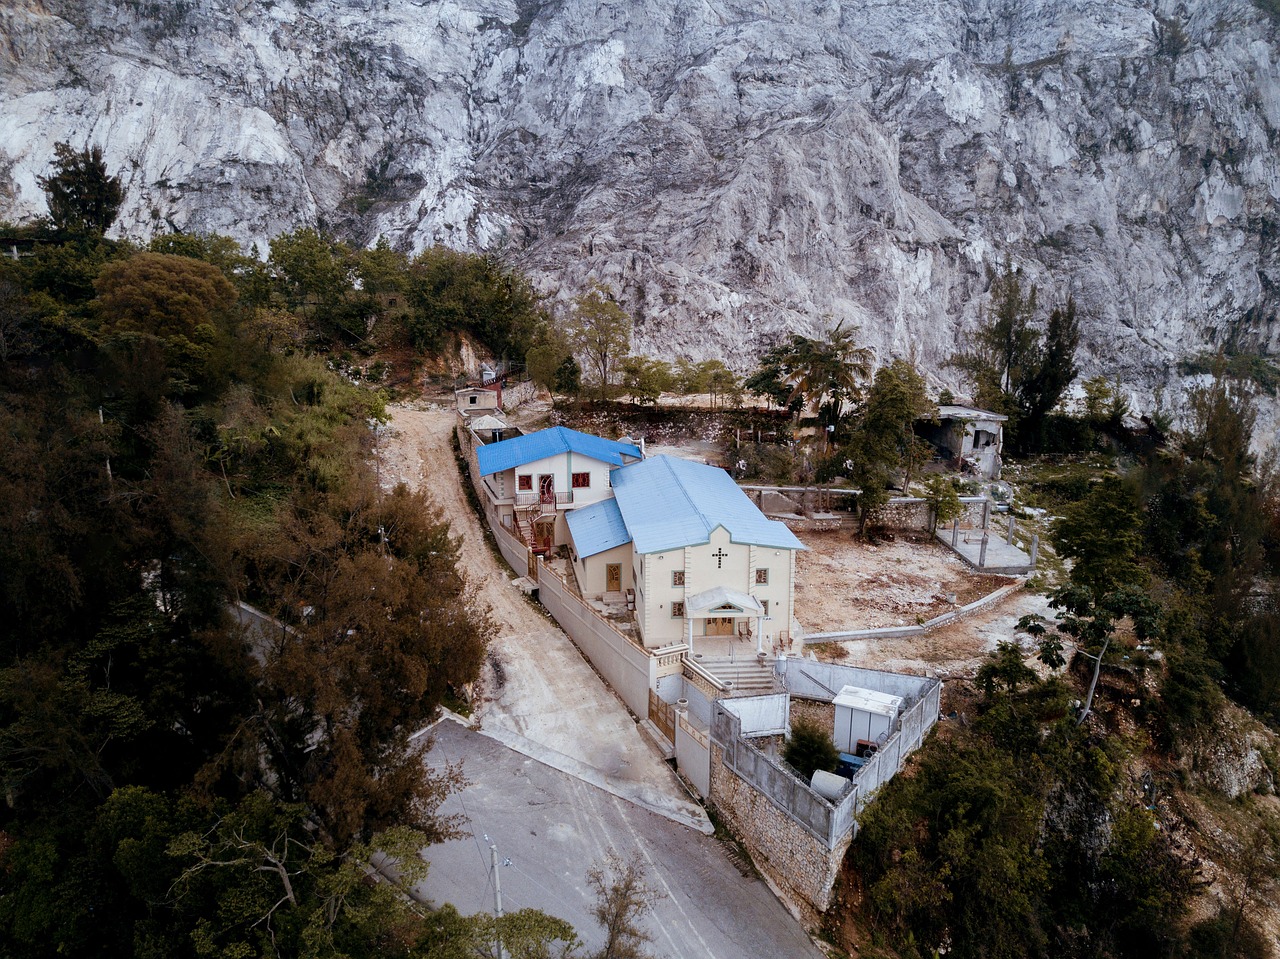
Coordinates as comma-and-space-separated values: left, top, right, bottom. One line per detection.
872, 496, 991, 532
501, 379, 538, 412
709, 743, 851, 920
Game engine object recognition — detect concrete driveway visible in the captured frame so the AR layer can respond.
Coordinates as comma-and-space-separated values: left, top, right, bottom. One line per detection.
419, 721, 823, 959
382, 406, 706, 832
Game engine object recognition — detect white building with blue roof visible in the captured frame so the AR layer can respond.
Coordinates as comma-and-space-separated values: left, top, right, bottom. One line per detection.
474, 426, 644, 554
566, 455, 805, 652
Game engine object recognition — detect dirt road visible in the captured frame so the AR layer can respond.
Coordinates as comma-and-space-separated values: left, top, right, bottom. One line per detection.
378, 404, 693, 803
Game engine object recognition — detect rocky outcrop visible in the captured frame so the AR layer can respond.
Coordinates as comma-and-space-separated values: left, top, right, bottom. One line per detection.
4, 0, 1280, 419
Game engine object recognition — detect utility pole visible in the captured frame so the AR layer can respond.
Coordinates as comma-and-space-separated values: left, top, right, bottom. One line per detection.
484, 835, 510, 959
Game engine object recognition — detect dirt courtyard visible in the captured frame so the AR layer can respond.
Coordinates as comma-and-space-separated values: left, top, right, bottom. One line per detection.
796, 530, 1017, 633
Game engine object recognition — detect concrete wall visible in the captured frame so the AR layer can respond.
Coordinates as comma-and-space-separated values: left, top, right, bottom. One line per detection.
783, 660, 937, 710
536, 560, 655, 719
491, 505, 533, 576
676, 712, 711, 797
706, 664, 942, 915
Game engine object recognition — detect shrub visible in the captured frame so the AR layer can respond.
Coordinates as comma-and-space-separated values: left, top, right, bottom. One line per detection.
784, 718, 839, 780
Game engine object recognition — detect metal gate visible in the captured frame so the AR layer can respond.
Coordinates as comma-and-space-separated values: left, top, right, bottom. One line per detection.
648, 690, 675, 744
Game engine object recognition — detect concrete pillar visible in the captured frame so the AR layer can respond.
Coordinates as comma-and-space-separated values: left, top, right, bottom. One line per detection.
687, 617, 695, 658
951, 519, 959, 546
755, 616, 764, 656
979, 533, 989, 568
1030, 534, 1040, 567
1006, 515, 1015, 545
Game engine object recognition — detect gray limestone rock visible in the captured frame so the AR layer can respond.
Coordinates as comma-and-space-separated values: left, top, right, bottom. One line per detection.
4, 0, 1280, 430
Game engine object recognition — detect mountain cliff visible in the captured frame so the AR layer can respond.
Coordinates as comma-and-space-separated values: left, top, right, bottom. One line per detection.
4, 0, 1280, 411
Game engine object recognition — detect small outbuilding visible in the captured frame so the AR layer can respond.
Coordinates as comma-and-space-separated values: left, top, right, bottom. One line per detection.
833, 684, 903, 755
917, 404, 1007, 479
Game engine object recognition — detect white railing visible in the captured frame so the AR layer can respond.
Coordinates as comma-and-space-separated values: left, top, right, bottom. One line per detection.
515, 490, 573, 507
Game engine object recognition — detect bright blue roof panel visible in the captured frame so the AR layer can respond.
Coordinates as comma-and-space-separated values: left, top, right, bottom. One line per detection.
565, 498, 633, 559
610, 455, 805, 554
476, 426, 642, 477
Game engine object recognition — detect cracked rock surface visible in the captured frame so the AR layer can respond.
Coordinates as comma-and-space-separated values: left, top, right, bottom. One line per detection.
4, 0, 1280, 422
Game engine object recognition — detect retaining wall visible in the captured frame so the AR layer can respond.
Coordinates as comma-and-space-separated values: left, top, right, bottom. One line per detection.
709, 740, 851, 918
536, 562, 655, 719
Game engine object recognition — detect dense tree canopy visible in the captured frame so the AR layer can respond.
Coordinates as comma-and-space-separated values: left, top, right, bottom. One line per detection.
38, 142, 124, 237
0, 217, 513, 957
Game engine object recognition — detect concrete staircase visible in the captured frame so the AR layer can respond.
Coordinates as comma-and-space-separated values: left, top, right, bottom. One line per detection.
695, 656, 780, 695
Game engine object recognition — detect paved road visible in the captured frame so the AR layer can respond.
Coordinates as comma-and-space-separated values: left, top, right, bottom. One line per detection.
380, 405, 706, 829
419, 721, 823, 959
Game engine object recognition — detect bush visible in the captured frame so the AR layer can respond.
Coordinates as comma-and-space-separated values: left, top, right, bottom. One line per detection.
784, 718, 839, 780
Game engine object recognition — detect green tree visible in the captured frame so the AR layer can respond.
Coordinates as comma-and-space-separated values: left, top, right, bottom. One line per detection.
783, 718, 839, 780
619, 356, 674, 405
977, 640, 1039, 697
742, 343, 802, 413
269, 228, 357, 341
859, 358, 935, 489
554, 355, 583, 397
38, 142, 124, 236
94, 252, 237, 340
954, 261, 1080, 452
568, 285, 632, 401
923, 475, 963, 533
1051, 477, 1147, 596
745, 324, 871, 423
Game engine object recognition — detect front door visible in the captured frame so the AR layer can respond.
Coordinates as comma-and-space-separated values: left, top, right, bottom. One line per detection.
539, 474, 555, 504
706, 616, 735, 636
606, 563, 621, 592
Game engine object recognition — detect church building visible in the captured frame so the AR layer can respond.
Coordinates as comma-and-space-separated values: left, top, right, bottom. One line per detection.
566, 455, 805, 652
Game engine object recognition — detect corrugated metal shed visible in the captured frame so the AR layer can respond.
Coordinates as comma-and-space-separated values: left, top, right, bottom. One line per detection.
475, 426, 642, 476
611, 455, 805, 554
565, 499, 632, 558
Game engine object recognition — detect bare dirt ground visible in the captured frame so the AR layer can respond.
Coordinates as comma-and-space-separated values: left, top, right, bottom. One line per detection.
796, 531, 1017, 631
376, 401, 688, 799
795, 529, 1054, 678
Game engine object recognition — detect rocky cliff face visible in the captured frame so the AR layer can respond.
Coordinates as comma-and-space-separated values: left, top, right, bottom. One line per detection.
4, 0, 1280, 419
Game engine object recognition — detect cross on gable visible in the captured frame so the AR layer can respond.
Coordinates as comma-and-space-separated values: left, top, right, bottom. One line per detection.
712, 547, 728, 569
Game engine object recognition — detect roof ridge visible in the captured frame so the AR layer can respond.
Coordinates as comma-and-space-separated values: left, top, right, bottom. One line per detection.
659, 456, 714, 539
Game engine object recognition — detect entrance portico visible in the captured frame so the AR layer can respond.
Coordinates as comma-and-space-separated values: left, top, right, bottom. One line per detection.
684, 586, 765, 657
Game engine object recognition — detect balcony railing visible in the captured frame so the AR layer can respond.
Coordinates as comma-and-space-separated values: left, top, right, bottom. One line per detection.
515, 490, 574, 507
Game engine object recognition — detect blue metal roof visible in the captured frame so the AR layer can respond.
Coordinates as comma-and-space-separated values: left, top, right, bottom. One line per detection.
475, 426, 642, 477
565, 498, 633, 559
610, 455, 806, 554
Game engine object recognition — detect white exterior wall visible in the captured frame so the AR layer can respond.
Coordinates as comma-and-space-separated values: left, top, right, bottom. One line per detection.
635, 526, 798, 648
575, 542, 633, 598
509, 453, 617, 509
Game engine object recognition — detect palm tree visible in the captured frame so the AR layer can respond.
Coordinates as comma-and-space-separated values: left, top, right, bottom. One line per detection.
783, 322, 873, 424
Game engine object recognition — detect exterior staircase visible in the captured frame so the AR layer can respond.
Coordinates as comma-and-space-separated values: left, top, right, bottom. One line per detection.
694, 656, 781, 695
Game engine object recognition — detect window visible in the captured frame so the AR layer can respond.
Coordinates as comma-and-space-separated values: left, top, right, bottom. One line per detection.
760, 599, 770, 616
469, 395, 478, 405
572, 471, 591, 488
672, 570, 685, 587
671, 601, 685, 618
518, 474, 532, 491
754, 568, 769, 585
